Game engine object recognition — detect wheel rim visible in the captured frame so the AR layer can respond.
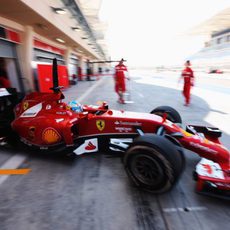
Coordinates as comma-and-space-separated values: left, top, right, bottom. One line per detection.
130, 154, 165, 186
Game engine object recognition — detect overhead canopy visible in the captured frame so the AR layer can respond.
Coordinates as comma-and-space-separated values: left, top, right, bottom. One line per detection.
190, 7, 230, 36
76, 0, 108, 56
0, 0, 108, 60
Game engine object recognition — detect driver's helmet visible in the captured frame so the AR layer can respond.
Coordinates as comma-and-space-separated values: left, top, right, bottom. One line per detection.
68, 100, 83, 113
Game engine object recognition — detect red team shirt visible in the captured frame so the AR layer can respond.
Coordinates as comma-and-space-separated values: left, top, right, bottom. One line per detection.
181, 66, 194, 105
181, 67, 194, 85
114, 64, 128, 93
0, 77, 11, 88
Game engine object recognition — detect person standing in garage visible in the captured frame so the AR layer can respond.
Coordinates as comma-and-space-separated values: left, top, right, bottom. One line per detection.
180, 60, 194, 106
114, 58, 129, 104
0, 66, 11, 88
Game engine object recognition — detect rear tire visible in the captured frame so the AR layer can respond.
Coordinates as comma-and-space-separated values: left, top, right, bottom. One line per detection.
124, 134, 184, 193
151, 106, 182, 123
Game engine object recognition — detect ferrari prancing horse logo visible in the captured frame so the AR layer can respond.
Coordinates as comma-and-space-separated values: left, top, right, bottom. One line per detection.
23, 101, 29, 110
96, 120, 105, 131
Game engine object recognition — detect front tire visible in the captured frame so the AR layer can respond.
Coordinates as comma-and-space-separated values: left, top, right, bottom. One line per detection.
151, 106, 182, 123
124, 134, 184, 193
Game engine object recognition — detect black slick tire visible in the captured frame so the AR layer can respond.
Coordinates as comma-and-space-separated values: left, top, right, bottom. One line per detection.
123, 134, 184, 193
151, 106, 182, 123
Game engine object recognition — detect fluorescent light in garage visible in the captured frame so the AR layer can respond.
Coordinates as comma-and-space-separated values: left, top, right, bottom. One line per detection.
55, 38, 65, 43
72, 27, 80, 31
51, 7, 66, 15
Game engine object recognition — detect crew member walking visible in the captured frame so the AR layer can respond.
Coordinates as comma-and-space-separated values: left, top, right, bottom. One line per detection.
114, 58, 129, 104
180, 60, 194, 106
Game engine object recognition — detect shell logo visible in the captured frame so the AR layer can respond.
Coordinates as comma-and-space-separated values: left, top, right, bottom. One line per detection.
42, 128, 61, 144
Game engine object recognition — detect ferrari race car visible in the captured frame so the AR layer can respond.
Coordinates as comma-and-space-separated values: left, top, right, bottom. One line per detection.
1, 59, 229, 198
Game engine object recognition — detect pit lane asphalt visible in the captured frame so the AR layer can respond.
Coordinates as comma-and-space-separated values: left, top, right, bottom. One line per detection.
0, 72, 229, 230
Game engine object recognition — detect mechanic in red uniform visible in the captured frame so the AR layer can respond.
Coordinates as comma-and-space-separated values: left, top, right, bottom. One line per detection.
180, 60, 194, 106
0, 69, 11, 88
114, 58, 129, 104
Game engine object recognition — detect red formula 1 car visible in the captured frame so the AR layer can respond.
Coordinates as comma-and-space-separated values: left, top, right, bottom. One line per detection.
1, 59, 230, 199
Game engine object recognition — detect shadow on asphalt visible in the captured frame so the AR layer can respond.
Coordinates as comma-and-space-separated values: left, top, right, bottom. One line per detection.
2, 79, 228, 173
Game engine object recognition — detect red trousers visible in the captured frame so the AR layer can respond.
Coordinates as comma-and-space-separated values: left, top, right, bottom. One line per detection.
115, 76, 126, 93
183, 83, 191, 105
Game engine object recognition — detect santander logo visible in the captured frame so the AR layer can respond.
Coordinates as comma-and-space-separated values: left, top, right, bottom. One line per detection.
85, 141, 96, 151
73, 138, 98, 155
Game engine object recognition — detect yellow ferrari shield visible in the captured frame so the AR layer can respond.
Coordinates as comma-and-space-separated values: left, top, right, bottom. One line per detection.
23, 101, 29, 110
96, 120, 105, 131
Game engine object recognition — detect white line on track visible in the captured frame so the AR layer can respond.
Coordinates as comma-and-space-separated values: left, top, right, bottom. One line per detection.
163, 206, 207, 213
0, 77, 106, 186
0, 154, 27, 185
137, 92, 144, 98
77, 77, 106, 103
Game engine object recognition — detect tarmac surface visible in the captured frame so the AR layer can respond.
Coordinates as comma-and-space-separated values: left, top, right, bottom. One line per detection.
0, 70, 229, 230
